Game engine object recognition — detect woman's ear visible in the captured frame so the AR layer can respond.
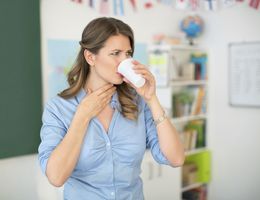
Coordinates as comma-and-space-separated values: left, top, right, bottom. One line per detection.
83, 49, 95, 66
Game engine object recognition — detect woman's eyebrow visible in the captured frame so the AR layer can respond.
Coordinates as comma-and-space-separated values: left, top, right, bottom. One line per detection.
110, 49, 121, 52
110, 49, 132, 52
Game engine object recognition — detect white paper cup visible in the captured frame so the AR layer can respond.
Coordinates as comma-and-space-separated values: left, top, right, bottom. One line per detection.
117, 58, 145, 88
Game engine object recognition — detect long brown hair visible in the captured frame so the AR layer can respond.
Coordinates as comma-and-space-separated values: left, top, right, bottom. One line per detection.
59, 17, 138, 120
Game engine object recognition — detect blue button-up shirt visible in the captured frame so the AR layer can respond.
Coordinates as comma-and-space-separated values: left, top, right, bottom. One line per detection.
38, 88, 170, 200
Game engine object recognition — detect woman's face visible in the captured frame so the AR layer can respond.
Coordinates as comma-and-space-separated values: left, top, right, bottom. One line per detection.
92, 34, 133, 85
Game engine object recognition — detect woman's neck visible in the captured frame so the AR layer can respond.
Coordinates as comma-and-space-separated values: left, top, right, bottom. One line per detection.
84, 71, 108, 92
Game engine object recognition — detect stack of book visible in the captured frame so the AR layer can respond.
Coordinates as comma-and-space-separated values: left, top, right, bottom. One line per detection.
180, 130, 197, 151
172, 87, 206, 118
182, 163, 198, 186
182, 185, 207, 200
179, 53, 207, 81
180, 120, 206, 151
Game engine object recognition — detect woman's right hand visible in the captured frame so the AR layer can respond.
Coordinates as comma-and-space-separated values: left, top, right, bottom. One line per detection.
76, 84, 116, 123
45, 84, 115, 187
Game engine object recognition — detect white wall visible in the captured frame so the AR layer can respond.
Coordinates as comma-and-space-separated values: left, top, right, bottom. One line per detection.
200, 7, 260, 200
0, 0, 260, 199
0, 154, 63, 200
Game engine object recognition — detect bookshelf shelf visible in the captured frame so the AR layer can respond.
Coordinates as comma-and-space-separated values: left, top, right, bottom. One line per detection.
171, 114, 207, 124
185, 147, 208, 156
170, 80, 207, 86
182, 182, 204, 192
169, 45, 210, 198
148, 44, 206, 52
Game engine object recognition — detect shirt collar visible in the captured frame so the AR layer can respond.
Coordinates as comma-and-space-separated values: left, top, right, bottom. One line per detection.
75, 87, 119, 109
75, 87, 87, 104
110, 90, 119, 109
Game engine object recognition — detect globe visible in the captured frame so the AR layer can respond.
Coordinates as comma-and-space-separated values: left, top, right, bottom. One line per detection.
180, 15, 203, 45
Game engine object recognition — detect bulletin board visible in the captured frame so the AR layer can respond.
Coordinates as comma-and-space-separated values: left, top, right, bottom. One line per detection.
229, 42, 260, 107
0, 0, 42, 159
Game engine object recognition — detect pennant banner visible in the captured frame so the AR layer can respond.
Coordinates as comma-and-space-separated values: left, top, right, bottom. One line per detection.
69, 0, 259, 14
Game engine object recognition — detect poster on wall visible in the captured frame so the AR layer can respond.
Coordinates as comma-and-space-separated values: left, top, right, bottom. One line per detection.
229, 42, 260, 107
148, 52, 170, 87
47, 39, 79, 101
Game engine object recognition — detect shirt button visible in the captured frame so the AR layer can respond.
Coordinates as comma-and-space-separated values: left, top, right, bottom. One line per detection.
106, 143, 111, 149
111, 192, 114, 196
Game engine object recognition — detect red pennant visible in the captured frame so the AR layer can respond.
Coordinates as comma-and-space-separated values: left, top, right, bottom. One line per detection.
249, 0, 260, 9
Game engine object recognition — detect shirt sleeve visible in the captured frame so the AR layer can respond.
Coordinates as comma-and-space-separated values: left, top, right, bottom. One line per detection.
144, 102, 170, 165
38, 101, 67, 175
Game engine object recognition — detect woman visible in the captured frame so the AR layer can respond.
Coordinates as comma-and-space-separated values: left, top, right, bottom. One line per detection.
38, 17, 184, 200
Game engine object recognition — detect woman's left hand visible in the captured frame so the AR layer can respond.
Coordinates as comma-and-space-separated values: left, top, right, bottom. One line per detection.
123, 60, 156, 102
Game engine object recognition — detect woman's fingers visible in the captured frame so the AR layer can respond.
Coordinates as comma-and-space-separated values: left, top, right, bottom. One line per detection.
81, 84, 115, 115
133, 68, 154, 83
98, 86, 116, 99
142, 73, 155, 84
95, 84, 114, 96
132, 63, 145, 69
132, 60, 140, 65
133, 68, 150, 76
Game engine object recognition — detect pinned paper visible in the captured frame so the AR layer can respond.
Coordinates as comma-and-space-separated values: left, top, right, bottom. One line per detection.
134, 43, 148, 65
149, 52, 170, 86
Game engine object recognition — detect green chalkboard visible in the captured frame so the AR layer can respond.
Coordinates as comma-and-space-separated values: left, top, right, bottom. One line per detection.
0, 1, 42, 159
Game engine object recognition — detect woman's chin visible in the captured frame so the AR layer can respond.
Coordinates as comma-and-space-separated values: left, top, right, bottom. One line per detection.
112, 79, 124, 85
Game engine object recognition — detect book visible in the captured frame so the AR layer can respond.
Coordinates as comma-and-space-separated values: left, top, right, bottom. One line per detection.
181, 130, 198, 151
191, 53, 207, 80
182, 185, 207, 200
182, 163, 198, 186
184, 120, 205, 148
191, 87, 206, 115
181, 62, 195, 80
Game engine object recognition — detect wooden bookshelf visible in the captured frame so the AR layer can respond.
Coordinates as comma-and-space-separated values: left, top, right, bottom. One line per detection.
169, 45, 210, 198
147, 44, 211, 200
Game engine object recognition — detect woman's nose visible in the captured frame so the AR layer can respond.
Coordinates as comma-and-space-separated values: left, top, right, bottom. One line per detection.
117, 52, 131, 65
120, 54, 128, 61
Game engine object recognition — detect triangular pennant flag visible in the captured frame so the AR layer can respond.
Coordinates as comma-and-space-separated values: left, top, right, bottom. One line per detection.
100, 0, 110, 15
249, 0, 260, 9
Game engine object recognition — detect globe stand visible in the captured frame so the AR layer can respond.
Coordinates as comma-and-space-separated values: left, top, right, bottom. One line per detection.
188, 37, 194, 46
